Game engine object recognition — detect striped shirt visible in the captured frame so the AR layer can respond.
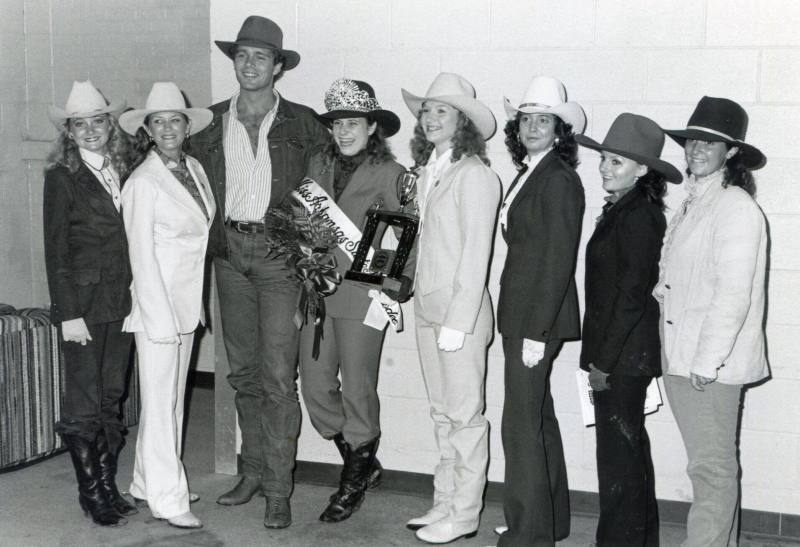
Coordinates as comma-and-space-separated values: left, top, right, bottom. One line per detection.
224, 91, 280, 221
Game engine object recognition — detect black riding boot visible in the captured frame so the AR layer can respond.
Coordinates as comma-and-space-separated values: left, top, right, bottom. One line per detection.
332, 432, 383, 489
96, 430, 138, 516
320, 436, 380, 523
62, 433, 127, 526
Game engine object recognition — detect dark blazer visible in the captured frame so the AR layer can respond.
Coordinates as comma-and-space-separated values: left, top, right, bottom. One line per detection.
497, 150, 584, 342
305, 153, 415, 320
579, 188, 665, 376
190, 96, 329, 259
43, 163, 132, 325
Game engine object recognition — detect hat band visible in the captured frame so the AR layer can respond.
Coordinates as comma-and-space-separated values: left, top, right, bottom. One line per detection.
685, 125, 736, 141
519, 102, 552, 109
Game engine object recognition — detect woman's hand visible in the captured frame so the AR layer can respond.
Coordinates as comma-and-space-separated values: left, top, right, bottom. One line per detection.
522, 338, 545, 367
437, 327, 465, 352
588, 364, 611, 392
61, 318, 92, 345
690, 372, 716, 391
151, 335, 180, 345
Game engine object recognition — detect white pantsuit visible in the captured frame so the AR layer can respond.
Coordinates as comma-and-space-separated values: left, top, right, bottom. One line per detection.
121, 150, 215, 519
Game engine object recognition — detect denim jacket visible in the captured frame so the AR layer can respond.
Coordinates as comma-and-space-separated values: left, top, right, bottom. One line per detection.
191, 96, 328, 258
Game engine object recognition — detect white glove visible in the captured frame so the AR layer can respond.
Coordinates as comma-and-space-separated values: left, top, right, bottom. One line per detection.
61, 317, 92, 345
522, 338, 545, 368
437, 326, 465, 352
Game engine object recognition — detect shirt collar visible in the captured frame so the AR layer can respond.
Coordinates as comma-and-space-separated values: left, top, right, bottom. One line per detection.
230, 90, 281, 121
155, 148, 186, 170
79, 148, 106, 171
687, 168, 725, 200
526, 149, 548, 171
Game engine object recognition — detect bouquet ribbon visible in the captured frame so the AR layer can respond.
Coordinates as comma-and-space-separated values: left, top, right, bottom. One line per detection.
291, 249, 342, 358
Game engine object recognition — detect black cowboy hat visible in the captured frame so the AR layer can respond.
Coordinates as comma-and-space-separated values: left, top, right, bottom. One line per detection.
316, 79, 401, 137
663, 96, 765, 170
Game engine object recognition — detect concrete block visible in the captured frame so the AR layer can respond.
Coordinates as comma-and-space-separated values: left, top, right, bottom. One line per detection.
767, 214, 800, 271
765, 324, 800, 380
391, 0, 490, 49
23, 0, 51, 34
748, 105, 800, 160
760, 49, 800, 102
742, 379, 800, 435
274, 52, 346, 112
707, 0, 800, 46
540, 50, 648, 103
645, 49, 759, 103
740, 430, 798, 502
596, 0, 705, 47
767, 270, 800, 325
754, 159, 800, 215
490, 0, 595, 48
298, 1, 391, 51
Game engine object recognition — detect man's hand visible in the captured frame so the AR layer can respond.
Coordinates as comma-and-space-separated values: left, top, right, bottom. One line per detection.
588, 364, 611, 392
690, 372, 716, 391
437, 327, 465, 352
522, 338, 545, 368
61, 317, 92, 345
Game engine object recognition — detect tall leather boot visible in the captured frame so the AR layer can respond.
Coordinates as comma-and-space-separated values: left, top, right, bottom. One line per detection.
96, 430, 138, 516
332, 432, 383, 489
320, 436, 379, 523
62, 433, 127, 526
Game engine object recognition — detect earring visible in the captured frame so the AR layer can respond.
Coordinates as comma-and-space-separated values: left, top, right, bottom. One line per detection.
554, 137, 561, 146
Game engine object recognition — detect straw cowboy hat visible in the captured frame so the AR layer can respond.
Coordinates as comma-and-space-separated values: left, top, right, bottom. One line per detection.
576, 113, 683, 183
49, 80, 125, 128
503, 76, 586, 134
215, 15, 300, 71
402, 72, 497, 140
316, 78, 401, 137
119, 82, 212, 136
663, 96, 765, 170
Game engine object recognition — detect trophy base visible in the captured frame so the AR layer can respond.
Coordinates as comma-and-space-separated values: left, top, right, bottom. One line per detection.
344, 271, 402, 292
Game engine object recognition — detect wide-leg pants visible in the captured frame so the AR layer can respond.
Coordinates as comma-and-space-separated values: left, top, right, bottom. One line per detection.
665, 375, 743, 547
414, 300, 493, 526
299, 315, 386, 448
129, 331, 194, 519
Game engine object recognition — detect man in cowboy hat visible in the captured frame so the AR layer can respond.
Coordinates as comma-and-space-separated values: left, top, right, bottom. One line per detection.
191, 15, 327, 529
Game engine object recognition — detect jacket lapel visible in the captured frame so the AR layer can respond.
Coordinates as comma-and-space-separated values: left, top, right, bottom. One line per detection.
506, 150, 558, 221
146, 152, 208, 225
76, 162, 120, 218
187, 157, 217, 227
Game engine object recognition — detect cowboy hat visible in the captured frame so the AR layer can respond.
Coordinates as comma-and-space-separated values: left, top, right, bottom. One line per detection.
402, 72, 496, 140
118, 82, 212, 136
215, 15, 300, 71
317, 78, 401, 137
576, 113, 682, 183
503, 76, 586, 134
48, 81, 125, 128
663, 96, 765, 170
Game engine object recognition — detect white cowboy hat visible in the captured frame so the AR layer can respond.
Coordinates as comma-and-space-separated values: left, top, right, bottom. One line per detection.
503, 76, 586, 133
402, 72, 497, 140
119, 82, 212, 136
48, 80, 126, 128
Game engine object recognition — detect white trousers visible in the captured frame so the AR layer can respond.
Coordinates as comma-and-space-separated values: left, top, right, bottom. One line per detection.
129, 331, 194, 519
414, 298, 493, 526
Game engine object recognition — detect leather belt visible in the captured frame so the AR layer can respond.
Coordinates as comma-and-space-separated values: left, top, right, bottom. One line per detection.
225, 219, 265, 234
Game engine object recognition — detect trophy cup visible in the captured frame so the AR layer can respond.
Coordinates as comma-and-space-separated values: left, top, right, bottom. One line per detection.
345, 169, 419, 292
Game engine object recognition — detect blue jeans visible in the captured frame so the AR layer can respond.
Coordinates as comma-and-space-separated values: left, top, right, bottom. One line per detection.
214, 227, 301, 497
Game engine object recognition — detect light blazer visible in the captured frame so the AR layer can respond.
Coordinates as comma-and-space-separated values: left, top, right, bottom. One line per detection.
121, 151, 216, 340
659, 181, 768, 384
497, 150, 584, 342
414, 155, 501, 334
305, 153, 415, 320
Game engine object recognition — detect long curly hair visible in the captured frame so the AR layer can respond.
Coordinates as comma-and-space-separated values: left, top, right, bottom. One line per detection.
45, 114, 137, 179
323, 116, 395, 165
723, 147, 756, 196
504, 113, 579, 170
635, 169, 667, 210
409, 110, 489, 168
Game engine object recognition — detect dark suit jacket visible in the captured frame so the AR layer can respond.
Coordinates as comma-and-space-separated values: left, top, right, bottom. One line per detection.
497, 150, 584, 342
305, 153, 415, 320
43, 163, 132, 325
579, 187, 665, 376
190, 96, 328, 259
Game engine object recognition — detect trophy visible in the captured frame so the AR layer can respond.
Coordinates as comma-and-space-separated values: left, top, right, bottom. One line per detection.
345, 169, 420, 291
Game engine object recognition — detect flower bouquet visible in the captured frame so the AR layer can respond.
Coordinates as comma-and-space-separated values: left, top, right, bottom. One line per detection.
264, 197, 342, 358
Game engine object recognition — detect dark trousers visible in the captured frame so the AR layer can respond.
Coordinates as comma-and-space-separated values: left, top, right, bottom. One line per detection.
57, 319, 133, 447
299, 316, 385, 447
594, 374, 659, 547
499, 337, 570, 547
214, 227, 302, 498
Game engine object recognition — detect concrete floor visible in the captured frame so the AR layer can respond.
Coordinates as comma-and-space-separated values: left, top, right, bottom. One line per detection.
0, 385, 795, 547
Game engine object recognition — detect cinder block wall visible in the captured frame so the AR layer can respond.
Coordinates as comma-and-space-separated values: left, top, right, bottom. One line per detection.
210, 0, 800, 515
